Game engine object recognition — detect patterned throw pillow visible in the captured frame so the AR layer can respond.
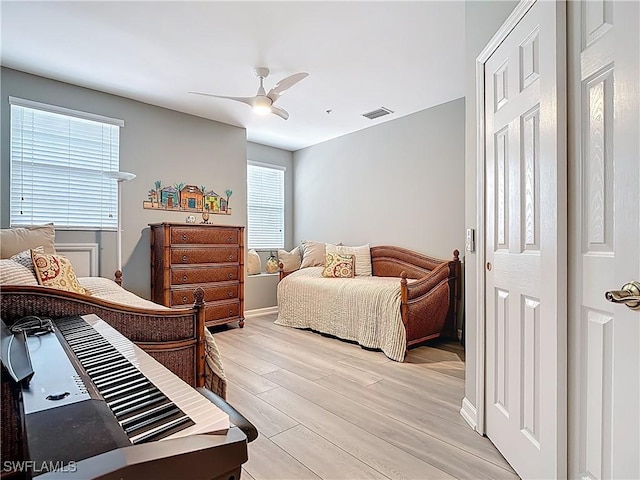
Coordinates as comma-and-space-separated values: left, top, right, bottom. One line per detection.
325, 243, 372, 276
322, 253, 355, 278
9, 246, 44, 272
31, 250, 88, 295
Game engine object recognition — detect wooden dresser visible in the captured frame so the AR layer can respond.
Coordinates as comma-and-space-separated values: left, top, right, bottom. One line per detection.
149, 223, 245, 328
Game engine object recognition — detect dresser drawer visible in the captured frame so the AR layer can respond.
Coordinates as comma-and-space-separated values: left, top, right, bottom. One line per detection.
171, 265, 239, 285
204, 301, 240, 323
171, 227, 239, 246
170, 247, 238, 265
171, 283, 239, 306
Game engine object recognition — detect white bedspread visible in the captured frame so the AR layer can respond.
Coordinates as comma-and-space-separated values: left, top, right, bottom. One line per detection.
79, 277, 172, 310
275, 267, 407, 361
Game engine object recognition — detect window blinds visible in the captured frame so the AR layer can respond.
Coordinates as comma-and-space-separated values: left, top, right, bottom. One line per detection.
9, 98, 122, 230
247, 162, 285, 249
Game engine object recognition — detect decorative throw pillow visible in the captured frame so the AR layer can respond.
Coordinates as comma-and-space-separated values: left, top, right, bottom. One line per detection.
10, 246, 44, 272
247, 249, 261, 275
326, 243, 372, 276
31, 250, 88, 295
0, 259, 39, 286
0, 224, 56, 258
278, 247, 302, 273
322, 253, 355, 278
300, 240, 328, 269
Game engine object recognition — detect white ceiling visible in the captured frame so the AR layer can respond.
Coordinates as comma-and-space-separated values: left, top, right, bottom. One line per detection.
0, 1, 465, 152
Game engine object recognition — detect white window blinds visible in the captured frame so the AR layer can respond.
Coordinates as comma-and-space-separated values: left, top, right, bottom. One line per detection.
9, 97, 123, 230
247, 162, 285, 249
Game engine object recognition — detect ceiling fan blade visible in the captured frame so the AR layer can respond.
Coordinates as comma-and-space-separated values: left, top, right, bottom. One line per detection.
189, 92, 255, 107
270, 105, 289, 120
267, 72, 308, 103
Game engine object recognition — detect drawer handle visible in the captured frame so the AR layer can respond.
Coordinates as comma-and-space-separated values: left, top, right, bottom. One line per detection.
228, 291, 233, 297
228, 236, 233, 242
182, 296, 188, 303
228, 309, 234, 316
228, 273, 233, 278
182, 234, 187, 241
228, 254, 233, 260
182, 275, 188, 282
182, 255, 188, 262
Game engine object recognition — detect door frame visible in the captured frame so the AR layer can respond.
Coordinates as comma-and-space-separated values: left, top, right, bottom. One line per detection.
471, 0, 567, 456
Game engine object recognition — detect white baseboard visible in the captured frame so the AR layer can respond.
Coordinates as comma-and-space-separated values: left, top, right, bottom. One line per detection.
244, 306, 278, 318
460, 397, 478, 430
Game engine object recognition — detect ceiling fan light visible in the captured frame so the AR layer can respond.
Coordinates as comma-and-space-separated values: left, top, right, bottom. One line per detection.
253, 105, 272, 115
252, 96, 272, 115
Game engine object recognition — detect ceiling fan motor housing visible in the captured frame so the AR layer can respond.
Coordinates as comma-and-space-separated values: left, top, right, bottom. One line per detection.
253, 67, 269, 79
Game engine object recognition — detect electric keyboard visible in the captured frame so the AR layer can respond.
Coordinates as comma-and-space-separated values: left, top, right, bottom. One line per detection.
18, 314, 247, 479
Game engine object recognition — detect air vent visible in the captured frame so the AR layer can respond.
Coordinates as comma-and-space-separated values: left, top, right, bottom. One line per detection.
362, 107, 394, 120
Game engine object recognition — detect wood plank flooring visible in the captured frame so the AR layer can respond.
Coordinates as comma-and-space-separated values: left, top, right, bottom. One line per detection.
210, 314, 516, 480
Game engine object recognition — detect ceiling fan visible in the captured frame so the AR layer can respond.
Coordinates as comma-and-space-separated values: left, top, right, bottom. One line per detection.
190, 67, 308, 120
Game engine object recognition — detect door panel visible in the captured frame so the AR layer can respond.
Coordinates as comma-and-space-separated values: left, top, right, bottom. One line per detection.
484, 1, 566, 478
569, 0, 640, 478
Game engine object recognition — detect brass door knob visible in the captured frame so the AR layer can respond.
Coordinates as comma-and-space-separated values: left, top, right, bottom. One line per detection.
486, 262, 492, 271
605, 281, 640, 310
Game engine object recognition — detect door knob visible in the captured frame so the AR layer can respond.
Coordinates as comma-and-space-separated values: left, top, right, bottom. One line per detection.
605, 281, 640, 310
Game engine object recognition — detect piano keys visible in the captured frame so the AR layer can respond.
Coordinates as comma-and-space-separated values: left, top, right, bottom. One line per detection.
19, 314, 247, 479
58, 316, 196, 445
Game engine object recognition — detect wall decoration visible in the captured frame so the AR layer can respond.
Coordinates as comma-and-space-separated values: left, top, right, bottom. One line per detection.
143, 181, 233, 216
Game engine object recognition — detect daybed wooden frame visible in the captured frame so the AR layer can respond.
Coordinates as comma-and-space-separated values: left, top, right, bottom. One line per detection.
0, 285, 217, 392
280, 246, 461, 348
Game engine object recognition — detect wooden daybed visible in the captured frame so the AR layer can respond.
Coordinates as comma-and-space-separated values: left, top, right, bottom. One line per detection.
277, 246, 460, 361
0, 284, 225, 396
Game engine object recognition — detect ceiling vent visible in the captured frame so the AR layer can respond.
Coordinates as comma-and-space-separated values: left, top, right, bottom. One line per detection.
362, 107, 394, 120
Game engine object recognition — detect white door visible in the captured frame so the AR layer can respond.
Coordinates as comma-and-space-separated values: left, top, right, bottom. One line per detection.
568, 0, 640, 478
484, 1, 566, 478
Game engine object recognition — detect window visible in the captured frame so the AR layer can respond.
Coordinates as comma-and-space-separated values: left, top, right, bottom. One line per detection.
9, 97, 124, 229
247, 161, 285, 249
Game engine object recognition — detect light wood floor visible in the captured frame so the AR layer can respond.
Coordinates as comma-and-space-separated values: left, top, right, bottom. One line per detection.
211, 314, 516, 480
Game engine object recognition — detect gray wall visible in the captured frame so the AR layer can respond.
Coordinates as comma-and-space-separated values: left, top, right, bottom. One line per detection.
463, 0, 517, 417
245, 142, 293, 311
292, 98, 465, 261
1, 68, 247, 299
